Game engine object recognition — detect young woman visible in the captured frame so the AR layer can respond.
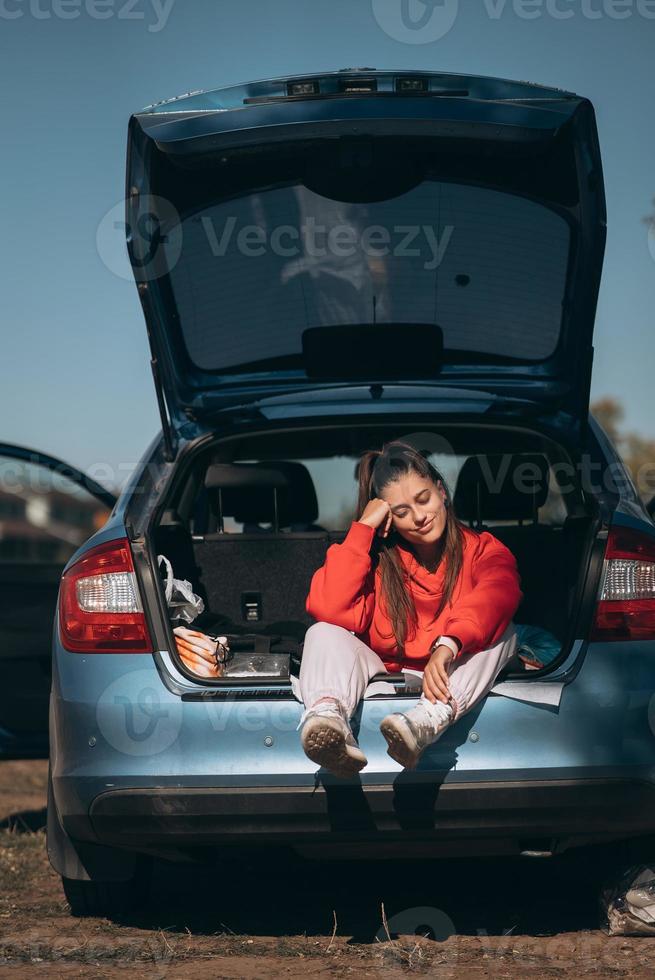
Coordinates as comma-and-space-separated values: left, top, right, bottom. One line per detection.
174, 440, 522, 777
297, 440, 523, 777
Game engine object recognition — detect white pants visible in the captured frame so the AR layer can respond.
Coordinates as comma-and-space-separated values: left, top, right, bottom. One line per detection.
294, 621, 518, 722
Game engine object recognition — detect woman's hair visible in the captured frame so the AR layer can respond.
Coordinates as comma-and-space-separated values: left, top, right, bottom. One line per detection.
356, 440, 473, 652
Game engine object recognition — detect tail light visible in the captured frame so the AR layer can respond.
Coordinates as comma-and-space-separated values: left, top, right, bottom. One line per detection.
59, 538, 153, 653
590, 525, 655, 641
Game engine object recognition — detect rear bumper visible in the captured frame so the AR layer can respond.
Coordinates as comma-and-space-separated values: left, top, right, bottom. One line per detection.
50, 639, 655, 860
84, 776, 655, 852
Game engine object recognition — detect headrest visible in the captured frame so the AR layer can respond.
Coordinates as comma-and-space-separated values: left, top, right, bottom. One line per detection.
205, 463, 288, 526
205, 464, 288, 490
454, 454, 549, 523
204, 461, 318, 526
254, 461, 319, 526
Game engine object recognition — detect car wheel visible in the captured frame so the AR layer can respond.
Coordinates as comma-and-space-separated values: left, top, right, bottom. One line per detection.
62, 861, 151, 917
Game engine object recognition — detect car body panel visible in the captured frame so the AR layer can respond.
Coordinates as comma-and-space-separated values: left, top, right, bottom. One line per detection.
47, 72, 655, 876
142, 69, 582, 116
126, 70, 605, 447
49, 631, 655, 852
46, 413, 655, 867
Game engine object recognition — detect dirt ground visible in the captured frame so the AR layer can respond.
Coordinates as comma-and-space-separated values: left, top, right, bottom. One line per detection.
1, 760, 655, 978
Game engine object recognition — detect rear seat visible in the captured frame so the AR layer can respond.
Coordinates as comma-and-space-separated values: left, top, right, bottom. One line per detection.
193, 462, 330, 640
453, 454, 567, 638
237, 461, 326, 533
165, 452, 577, 651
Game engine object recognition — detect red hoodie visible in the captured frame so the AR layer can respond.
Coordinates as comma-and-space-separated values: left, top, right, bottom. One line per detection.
305, 521, 523, 671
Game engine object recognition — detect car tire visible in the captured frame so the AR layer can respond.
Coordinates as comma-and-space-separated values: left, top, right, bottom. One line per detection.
62, 861, 151, 917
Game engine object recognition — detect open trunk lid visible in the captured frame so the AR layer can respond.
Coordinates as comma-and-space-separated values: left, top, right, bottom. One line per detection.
125, 69, 606, 450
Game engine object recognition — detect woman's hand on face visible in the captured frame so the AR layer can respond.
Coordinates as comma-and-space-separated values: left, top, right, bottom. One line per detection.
173, 627, 223, 678
358, 498, 393, 538
422, 644, 454, 704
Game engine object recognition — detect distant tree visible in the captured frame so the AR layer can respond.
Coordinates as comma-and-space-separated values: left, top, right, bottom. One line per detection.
622, 431, 655, 502
590, 396, 623, 444
591, 397, 655, 504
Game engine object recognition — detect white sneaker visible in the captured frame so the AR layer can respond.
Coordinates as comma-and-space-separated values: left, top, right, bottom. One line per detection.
300, 701, 368, 778
380, 699, 454, 770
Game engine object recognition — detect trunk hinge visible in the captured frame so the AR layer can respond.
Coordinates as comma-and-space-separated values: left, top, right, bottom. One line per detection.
572, 344, 594, 448
136, 281, 177, 462
150, 354, 176, 462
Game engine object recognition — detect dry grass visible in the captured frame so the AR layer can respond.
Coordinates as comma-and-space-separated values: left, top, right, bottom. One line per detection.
1, 760, 655, 977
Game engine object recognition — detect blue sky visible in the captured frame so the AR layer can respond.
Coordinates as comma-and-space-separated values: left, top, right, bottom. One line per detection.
2, 0, 654, 489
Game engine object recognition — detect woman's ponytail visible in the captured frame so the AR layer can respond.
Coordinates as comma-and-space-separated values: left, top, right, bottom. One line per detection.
356, 450, 382, 519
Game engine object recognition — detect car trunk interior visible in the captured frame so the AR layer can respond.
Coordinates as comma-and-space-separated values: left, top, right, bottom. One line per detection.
150, 422, 600, 690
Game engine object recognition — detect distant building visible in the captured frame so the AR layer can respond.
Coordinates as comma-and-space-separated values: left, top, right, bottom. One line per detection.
0, 489, 108, 563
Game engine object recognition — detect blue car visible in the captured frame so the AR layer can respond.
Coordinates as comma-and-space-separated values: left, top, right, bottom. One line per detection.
33, 69, 655, 916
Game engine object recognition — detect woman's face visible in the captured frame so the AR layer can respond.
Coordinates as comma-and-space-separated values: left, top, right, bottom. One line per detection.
380, 471, 449, 548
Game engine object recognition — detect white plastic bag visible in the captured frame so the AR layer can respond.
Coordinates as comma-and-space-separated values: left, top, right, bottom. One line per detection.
157, 554, 205, 624
602, 864, 655, 935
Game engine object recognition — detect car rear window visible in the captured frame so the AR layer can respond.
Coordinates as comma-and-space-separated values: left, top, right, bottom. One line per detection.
163, 179, 571, 374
